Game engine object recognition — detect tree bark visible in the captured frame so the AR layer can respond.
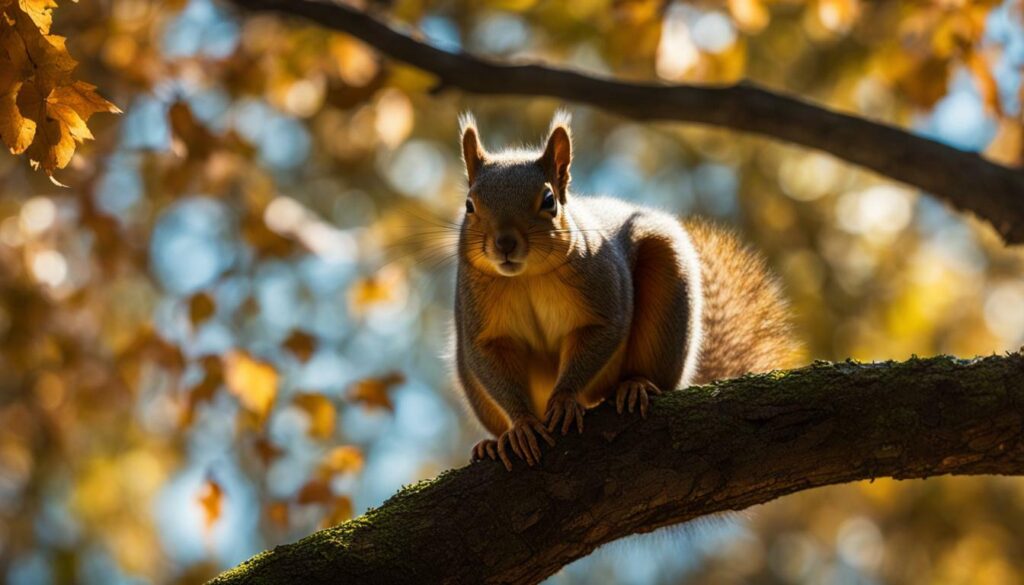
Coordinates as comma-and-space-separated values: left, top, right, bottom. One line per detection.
209, 352, 1024, 585
229, 0, 1024, 245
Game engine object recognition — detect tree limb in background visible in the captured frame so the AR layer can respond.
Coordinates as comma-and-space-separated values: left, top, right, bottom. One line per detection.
229, 0, 1024, 245
210, 352, 1024, 585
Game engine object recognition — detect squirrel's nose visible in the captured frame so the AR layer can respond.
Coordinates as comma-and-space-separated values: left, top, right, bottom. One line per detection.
495, 234, 518, 255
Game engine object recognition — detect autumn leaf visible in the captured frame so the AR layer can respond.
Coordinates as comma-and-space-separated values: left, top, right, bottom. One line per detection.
253, 436, 285, 467
197, 478, 224, 532
18, 0, 57, 34
188, 292, 216, 327
223, 350, 278, 424
293, 393, 335, 439
266, 501, 289, 529
181, 355, 223, 427
0, 73, 34, 154
319, 445, 364, 476
320, 496, 353, 528
347, 371, 404, 411
283, 329, 316, 362
296, 478, 332, 505
1, 4, 119, 177
347, 266, 406, 314
168, 100, 216, 160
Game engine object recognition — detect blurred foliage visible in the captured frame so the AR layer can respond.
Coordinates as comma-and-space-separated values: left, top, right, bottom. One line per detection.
0, 0, 1023, 584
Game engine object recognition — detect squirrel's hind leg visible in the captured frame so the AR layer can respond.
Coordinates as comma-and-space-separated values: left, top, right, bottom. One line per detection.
616, 231, 700, 414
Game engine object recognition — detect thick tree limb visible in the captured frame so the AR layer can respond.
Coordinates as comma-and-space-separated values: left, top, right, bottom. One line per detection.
211, 352, 1024, 584
229, 0, 1024, 244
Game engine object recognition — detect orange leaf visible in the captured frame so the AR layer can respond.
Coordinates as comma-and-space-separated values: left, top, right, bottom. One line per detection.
347, 371, 404, 411
296, 478, 332, 505
197, 478, 224, 531
320, 496, 353, 528
319, 445, 364, 476
266, 501, 289, 529
283, 330, 317, 362
293, 393, 336, 439
223, 351, 278, 423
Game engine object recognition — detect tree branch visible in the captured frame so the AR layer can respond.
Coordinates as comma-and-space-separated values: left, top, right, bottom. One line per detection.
210, 352, 1024, 585
229, 0, 1024, 244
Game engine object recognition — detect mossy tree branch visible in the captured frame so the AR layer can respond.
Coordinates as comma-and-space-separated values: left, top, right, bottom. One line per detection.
228, 0, 1024, 244
210, 352, 1024, 585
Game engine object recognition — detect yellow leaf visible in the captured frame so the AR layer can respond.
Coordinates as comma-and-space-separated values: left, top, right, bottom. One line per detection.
223, 351, 278, 423
320, 445, 364, 475
18, 78, 75, 171
17, 0, 58, 34
0, 77, 35, 154
293, 393, 335, 439
50, 80, 121, 119
196, 478, 223, 532
729, 0, 769, 33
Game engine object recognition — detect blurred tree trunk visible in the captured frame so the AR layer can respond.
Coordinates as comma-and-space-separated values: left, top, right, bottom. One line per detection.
210, 352, 1024, 585
230, 0, 1024, 245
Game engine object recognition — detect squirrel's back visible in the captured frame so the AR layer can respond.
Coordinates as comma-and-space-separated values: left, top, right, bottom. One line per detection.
683, 218, 802, 383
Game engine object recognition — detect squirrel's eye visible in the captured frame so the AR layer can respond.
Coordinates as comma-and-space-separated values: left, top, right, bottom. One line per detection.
465, 198, 475, 214
540, 189, 556, 212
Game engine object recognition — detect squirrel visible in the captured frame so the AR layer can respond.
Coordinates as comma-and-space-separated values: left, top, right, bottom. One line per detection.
453, 112, 801, 470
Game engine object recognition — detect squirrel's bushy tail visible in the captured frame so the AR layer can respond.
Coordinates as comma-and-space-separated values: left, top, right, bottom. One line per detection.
684, 219, 803, 384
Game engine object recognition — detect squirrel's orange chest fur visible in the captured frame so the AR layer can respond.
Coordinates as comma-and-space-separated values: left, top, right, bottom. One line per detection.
475, 269, 596, 352
474, 268, 601, 414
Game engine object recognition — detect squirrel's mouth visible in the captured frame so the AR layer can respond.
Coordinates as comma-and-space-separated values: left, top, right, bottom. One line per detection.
496, 260, 525, 276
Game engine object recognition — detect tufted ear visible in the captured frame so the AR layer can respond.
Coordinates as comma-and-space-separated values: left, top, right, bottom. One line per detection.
539, 111, 572, 201
459, 113, 487, 186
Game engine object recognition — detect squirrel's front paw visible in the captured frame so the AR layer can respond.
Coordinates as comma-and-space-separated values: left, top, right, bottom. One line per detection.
615, 377, 662, 418
490, 417, 555, 471
545, 392, 586, 435
471, 439, 498, 463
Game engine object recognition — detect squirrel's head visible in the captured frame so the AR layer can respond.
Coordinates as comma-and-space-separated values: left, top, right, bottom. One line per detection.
458, 112, 574, 277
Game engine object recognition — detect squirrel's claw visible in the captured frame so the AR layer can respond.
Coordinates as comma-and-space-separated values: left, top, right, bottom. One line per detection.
471, 439, 498, 463
491, 418, 554, 471
545, 394, 585, 435
616, 377, 662, 418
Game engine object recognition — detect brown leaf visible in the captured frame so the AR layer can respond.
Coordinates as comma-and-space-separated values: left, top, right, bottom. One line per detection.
293, 393, 335, 439
197, 478, 224, 532
242, 211, 298, 258
347, 371, 404, 411
253, 436, 285, 466
181, 355, 222, 427
188, 292, 216, 327
283, 330, 316, 362
168, 100, 215, 160
296, 478, 332, 505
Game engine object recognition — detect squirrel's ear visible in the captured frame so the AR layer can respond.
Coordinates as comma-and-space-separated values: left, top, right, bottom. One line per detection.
460, 113, 486, 186
540, 112, 572, 200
